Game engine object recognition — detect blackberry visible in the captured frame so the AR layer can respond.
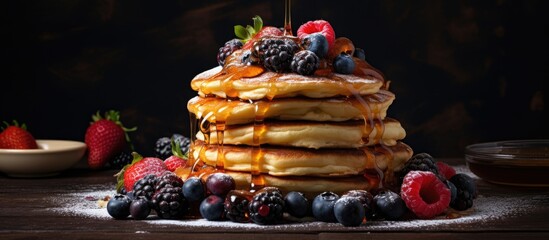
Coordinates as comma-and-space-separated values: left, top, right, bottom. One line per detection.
397, 153, 441, 185
154, 137, 171, 160
109, 151, 132, 169
291, 50, 319, 75
449, 173, 477, 211
155, 171, 184, 191
151, 184, 189, 219
154, 134, 191, 160
451, 188, 474, 211
217, 39, 243, 66
253, 37, 299, 72
225, 190, 254, 223
248, 188, 285, 224
133, 174, 159, 201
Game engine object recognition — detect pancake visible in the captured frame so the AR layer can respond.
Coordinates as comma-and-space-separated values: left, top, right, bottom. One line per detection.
191, 66, 384, 100
191, 140, 413, 177
227, 171, 374, 199
187, 90, 395, 125
196, 119, 406, 148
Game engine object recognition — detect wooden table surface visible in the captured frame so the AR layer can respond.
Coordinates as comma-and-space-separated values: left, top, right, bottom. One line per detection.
1, 158, 548, 240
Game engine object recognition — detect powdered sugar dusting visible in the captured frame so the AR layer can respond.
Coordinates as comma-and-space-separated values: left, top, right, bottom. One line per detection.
45, 167, 541, 231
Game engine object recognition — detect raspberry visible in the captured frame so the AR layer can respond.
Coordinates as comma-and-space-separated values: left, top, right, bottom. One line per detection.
400, 171, 451, 219
297, 20, 336, 49
436, 161, 456, 180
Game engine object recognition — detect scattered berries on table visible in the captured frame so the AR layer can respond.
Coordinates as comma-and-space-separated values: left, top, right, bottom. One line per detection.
398, 153, 441, 184
154, 134, 190, 160
107, 194, 131, 219
312, 191, 340, 223
182, 177, 206, 202
284, 191, 309, 218
342, 190, 374, 220
206, 172, 236, 197
400, 171, 451, 219
334, 197, 365, 227
248, 188, 285, 225
436, 161, 457, 180
200, 195, 226, 221
217, 39, 243, 66
225, 190, 254, 223
129, 197, 151, 220
0, 120, 38, 149
109, 151, 133, 169
152, 184, 188, 219
449, 173, 477, 210
132, 174, 159, 201
118, 152, 167, 193
373, 189, 407, 220
291, 50, 320, 75
155, 171, 184, 190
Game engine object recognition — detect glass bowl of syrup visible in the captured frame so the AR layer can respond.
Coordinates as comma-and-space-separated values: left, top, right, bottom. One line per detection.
465, 139, 549, 187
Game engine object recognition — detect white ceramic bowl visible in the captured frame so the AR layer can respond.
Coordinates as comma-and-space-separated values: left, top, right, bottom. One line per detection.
0, 140, 87, 177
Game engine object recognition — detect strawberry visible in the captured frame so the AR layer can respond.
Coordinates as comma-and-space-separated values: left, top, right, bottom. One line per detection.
116, 152, 167, 193
297, 20, 336, 49
164, 137, 188, 172
84, 110, 136, 169
0, 120, 38, 149
234, 15, 283, 50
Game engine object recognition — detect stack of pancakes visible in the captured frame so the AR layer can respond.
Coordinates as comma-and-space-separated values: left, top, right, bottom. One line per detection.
187, 52, 413, 197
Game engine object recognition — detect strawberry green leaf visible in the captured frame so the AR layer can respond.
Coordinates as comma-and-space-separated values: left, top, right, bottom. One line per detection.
114, 151, 143, 193
234, 25, 250, 40
252, 15, 263, 33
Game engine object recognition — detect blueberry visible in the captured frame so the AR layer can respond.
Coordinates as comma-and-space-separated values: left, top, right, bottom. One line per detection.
206, 173, 236, 197
130, 197, 151, 220
199, 195, 225, 221
373, 190, 407, 220
334, 197, 365, 227
333, 54, 355, 74
182, 177, 206, 202
312, 191, 339, 223
354, 48, 366, 61
284, 191, 309, 218
449, 173, 477, 199
342, 190, 374, 219
302, 33, 329, 58
107, 194, 131, 219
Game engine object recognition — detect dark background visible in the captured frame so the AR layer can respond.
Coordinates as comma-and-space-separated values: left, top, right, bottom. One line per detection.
2, 0, 548, 157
